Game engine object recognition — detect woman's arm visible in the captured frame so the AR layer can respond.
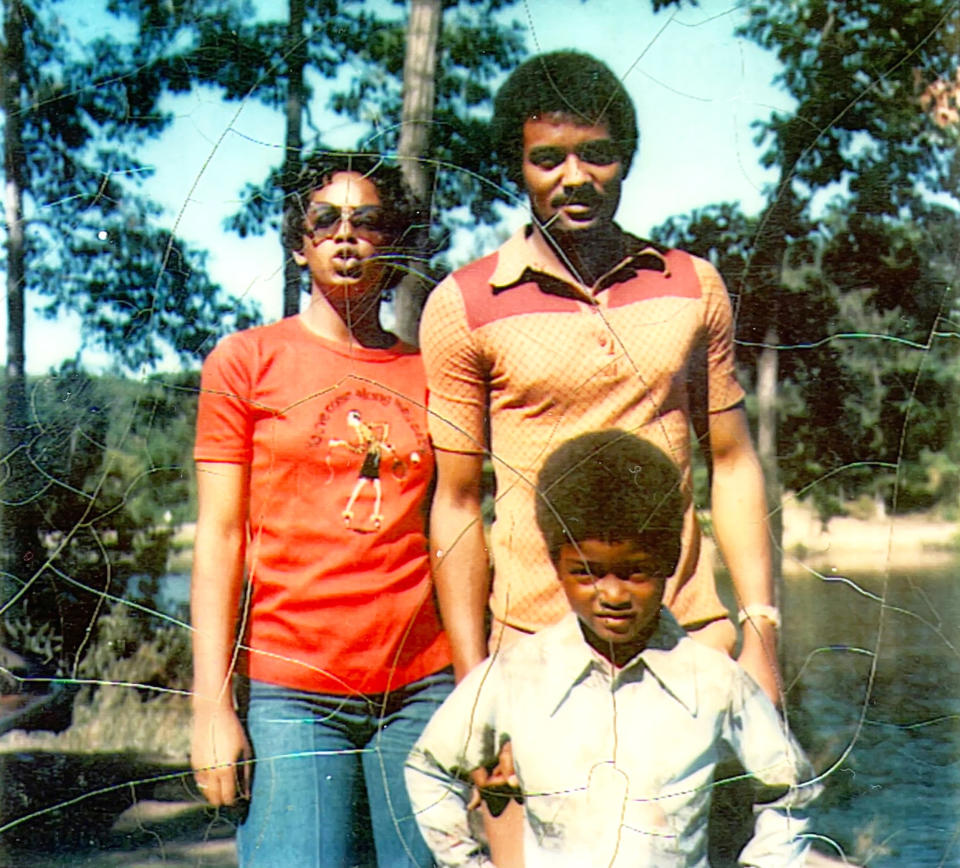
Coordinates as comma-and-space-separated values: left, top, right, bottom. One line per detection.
190, 460, 251, 806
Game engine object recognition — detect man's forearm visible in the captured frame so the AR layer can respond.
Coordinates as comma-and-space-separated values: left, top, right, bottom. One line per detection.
707, 408, 780, 700
711, 452, 779, 692
430, 450, 492, 681
432, 508, 491, 681
710, 447, 774, 611
712, 451, 781, 686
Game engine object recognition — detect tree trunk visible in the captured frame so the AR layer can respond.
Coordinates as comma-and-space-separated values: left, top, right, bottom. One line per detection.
2, 0, 25, 384
1, 0, 31, 617
281, 0, 305, 317
393, 0, 442, 345
750, 11, 837, 607
756, 324, 782, 609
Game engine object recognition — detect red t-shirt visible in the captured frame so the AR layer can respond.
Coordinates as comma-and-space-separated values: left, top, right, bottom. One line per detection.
194, 316, 450, 695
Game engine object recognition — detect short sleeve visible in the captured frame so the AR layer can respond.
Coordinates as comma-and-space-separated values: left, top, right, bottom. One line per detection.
692, 257, 746, 414
419, 276, 489, 454
193, 334, 255, 463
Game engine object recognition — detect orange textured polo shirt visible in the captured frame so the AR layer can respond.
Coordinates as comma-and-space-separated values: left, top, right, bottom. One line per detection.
420, 226, 745, 633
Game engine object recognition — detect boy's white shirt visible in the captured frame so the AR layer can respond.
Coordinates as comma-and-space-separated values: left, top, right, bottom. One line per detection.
405, 609, 820, 867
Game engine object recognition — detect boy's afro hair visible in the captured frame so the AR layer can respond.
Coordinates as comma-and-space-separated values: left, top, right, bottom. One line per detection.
535, 429, 684, 572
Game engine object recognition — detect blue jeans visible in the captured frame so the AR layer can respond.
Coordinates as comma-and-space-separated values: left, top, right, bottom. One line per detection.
238, 669, 453, 868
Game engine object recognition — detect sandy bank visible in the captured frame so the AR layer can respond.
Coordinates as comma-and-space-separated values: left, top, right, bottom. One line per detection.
174, 504, 960, 578
779, 499, 958, 575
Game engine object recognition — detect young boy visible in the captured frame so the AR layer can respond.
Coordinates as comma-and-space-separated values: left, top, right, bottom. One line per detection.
406, 430, 819, 867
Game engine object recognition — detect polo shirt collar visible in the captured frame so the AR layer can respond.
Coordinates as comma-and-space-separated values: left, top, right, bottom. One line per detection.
488, 224, 672, 298
545, 610, 699, 717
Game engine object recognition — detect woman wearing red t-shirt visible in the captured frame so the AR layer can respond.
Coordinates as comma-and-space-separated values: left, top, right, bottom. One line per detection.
190, 154, 452, 867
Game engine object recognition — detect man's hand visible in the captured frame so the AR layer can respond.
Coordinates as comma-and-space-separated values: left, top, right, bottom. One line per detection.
738, 618, 782, 705
467, 741, 522, 817
191, 705, 251, 806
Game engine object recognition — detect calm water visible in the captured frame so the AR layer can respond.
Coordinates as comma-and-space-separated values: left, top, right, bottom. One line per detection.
780, 566, 960, 867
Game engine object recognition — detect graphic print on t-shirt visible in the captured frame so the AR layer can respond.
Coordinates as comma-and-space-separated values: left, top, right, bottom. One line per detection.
314, 387, 426, 533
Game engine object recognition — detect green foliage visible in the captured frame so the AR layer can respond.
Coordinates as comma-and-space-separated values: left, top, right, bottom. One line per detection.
651, 1, 960, 522
1, 365, 199, 673
653, 198, 960, 521
5, 0, 260, 370
741, 0, 958, 211
76, 601, 191, 700
192, 1, 529, 254
335, 1, 527, 226
14, 602, 195, 757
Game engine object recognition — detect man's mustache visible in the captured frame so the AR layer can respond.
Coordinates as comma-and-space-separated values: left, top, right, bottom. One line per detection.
550, 188, 602, 209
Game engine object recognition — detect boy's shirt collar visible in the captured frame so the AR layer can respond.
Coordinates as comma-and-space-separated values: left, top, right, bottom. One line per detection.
545, 609, 699, 717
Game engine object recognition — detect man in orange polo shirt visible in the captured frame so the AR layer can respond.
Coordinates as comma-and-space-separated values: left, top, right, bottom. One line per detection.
421, 50, 780, 702
419, 49, 782, 865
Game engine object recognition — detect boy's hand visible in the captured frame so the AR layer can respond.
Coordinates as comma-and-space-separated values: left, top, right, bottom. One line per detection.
467, 741, 523, 817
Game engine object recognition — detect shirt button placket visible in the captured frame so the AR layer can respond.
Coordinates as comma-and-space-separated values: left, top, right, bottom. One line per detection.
593, 301, 618, 380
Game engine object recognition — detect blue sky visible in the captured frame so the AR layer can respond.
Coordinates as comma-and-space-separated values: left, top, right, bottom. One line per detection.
16, 0, 793, 373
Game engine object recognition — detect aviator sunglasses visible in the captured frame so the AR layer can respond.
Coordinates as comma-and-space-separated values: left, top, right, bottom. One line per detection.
305, 204, 390, 242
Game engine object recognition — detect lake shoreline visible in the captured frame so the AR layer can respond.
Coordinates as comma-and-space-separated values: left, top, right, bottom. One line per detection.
778, 500, 958, 575
170, 504, 960, 578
